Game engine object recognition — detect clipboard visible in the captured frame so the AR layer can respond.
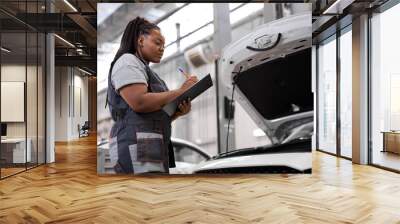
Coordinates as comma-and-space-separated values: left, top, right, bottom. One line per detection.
163, 74, 213, 116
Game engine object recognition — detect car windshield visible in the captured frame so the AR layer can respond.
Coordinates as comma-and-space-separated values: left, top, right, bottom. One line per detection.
173, 145, 209, 164
212, 138, 311, 160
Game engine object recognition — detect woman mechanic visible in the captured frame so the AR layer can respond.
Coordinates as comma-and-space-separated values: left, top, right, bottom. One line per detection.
106, 17, 198, 174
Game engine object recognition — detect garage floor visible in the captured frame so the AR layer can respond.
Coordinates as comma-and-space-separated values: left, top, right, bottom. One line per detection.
0, 135, 399, 223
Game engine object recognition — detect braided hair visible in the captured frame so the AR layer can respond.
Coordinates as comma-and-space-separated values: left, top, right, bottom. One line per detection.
105, 17, 159, 108
111, 17, 159, 69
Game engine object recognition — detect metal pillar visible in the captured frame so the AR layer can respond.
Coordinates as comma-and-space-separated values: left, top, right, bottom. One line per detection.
352, 14, 369, 164
213, 3, 235, 153
46, 0, 55, 163
176, 23, 181, 52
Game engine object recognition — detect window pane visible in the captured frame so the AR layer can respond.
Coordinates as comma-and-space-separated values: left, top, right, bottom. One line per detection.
173, 146, 207, 164
180, 24, 213, 51
158, 4, 214, 46
230, 3, 263, 25
162, 43, 177, 59
371, 3, 400, 171
340, 29, 352, 158
318, 36, 337, 154
38, 32, 45, 165
1, 26, 28, 177
27, 31, 38, 169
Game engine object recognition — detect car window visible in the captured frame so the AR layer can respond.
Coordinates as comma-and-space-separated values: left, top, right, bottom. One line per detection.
173, 146, 208, 164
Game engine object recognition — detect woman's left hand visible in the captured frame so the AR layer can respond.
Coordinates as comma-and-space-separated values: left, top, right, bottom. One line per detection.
173, 99, 191, 118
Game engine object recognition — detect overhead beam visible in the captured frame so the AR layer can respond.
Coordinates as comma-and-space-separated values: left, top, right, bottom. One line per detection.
66, 13, 97, 46
10, 13, 82, 32
55, 55, 96, 73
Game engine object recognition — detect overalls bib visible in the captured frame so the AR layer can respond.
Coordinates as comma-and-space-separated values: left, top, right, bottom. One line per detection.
106, 55, 176, 174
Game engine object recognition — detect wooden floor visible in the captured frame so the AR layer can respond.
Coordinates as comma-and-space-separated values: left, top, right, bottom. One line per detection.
372, 150, 400, 171
1, 167, 26, 178
1, 135, 400, 223
1, 163, 44, 178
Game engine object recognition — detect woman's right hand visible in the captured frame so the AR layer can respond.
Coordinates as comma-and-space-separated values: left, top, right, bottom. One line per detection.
180, 75, 198, 92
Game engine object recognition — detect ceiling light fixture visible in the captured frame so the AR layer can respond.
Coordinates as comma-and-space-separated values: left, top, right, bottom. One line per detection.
54, 34, 75, 48
63, 0, 78, 12
1, 47, 11, 53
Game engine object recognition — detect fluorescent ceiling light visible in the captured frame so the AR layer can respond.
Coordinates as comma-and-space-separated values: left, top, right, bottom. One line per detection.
1, 47, 11, 53
63, 0, 78, 12
78, 67, 92, 76
54, 34, 75, 48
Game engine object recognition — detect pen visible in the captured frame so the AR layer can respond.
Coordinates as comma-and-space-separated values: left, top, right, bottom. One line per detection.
178, 67, 190, 79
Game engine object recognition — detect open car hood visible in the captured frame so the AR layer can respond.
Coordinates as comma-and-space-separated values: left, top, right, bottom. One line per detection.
219, 12, 313, 145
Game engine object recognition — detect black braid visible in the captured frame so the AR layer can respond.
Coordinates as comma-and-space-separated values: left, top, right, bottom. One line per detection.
110, 17, 159, 72
105, 17, 159, 109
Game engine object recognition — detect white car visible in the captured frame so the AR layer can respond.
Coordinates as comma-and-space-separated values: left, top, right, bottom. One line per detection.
169, 138, 212, 174
190, 12, 313, 174
97, 137, 211, 174
99, 13, 313, 175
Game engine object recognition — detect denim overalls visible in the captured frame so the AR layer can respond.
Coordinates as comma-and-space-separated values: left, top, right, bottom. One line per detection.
106, 54, 175, 174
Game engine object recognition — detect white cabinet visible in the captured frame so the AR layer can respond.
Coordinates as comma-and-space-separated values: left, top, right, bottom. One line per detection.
1, 138, 32, 163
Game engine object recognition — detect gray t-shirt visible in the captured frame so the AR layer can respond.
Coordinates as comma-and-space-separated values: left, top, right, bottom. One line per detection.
111, 53, 149, 91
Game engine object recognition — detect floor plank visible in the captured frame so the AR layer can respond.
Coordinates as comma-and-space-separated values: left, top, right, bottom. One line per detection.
0, 134, 400, 223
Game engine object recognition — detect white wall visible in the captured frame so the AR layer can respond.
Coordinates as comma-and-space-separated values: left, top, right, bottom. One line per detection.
1, 65, 26, 137
74, 73, 89, 138
55, 67, 68, 141
1, 65, 39, 138
55, 67, 89, 141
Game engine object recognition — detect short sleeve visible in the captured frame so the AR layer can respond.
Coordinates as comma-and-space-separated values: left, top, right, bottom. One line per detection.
111, 54, 149, 91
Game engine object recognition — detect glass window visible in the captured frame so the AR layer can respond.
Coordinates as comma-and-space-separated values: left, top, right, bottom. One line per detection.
371, 3, 400, 171
97, 3, 123, 25
158, 4, 214, 47
1, 26, 28, 178
97, 42, 119, 92
162, 43, 177, 59
230, 3, 263, 25
317, 35, 337, 154
38, 32, 45, 165
27, 30, 38, 169
0, 1, 46, 179
179, 24, 214, 51
339, 27, 352, 158
173, 145, 208, 164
